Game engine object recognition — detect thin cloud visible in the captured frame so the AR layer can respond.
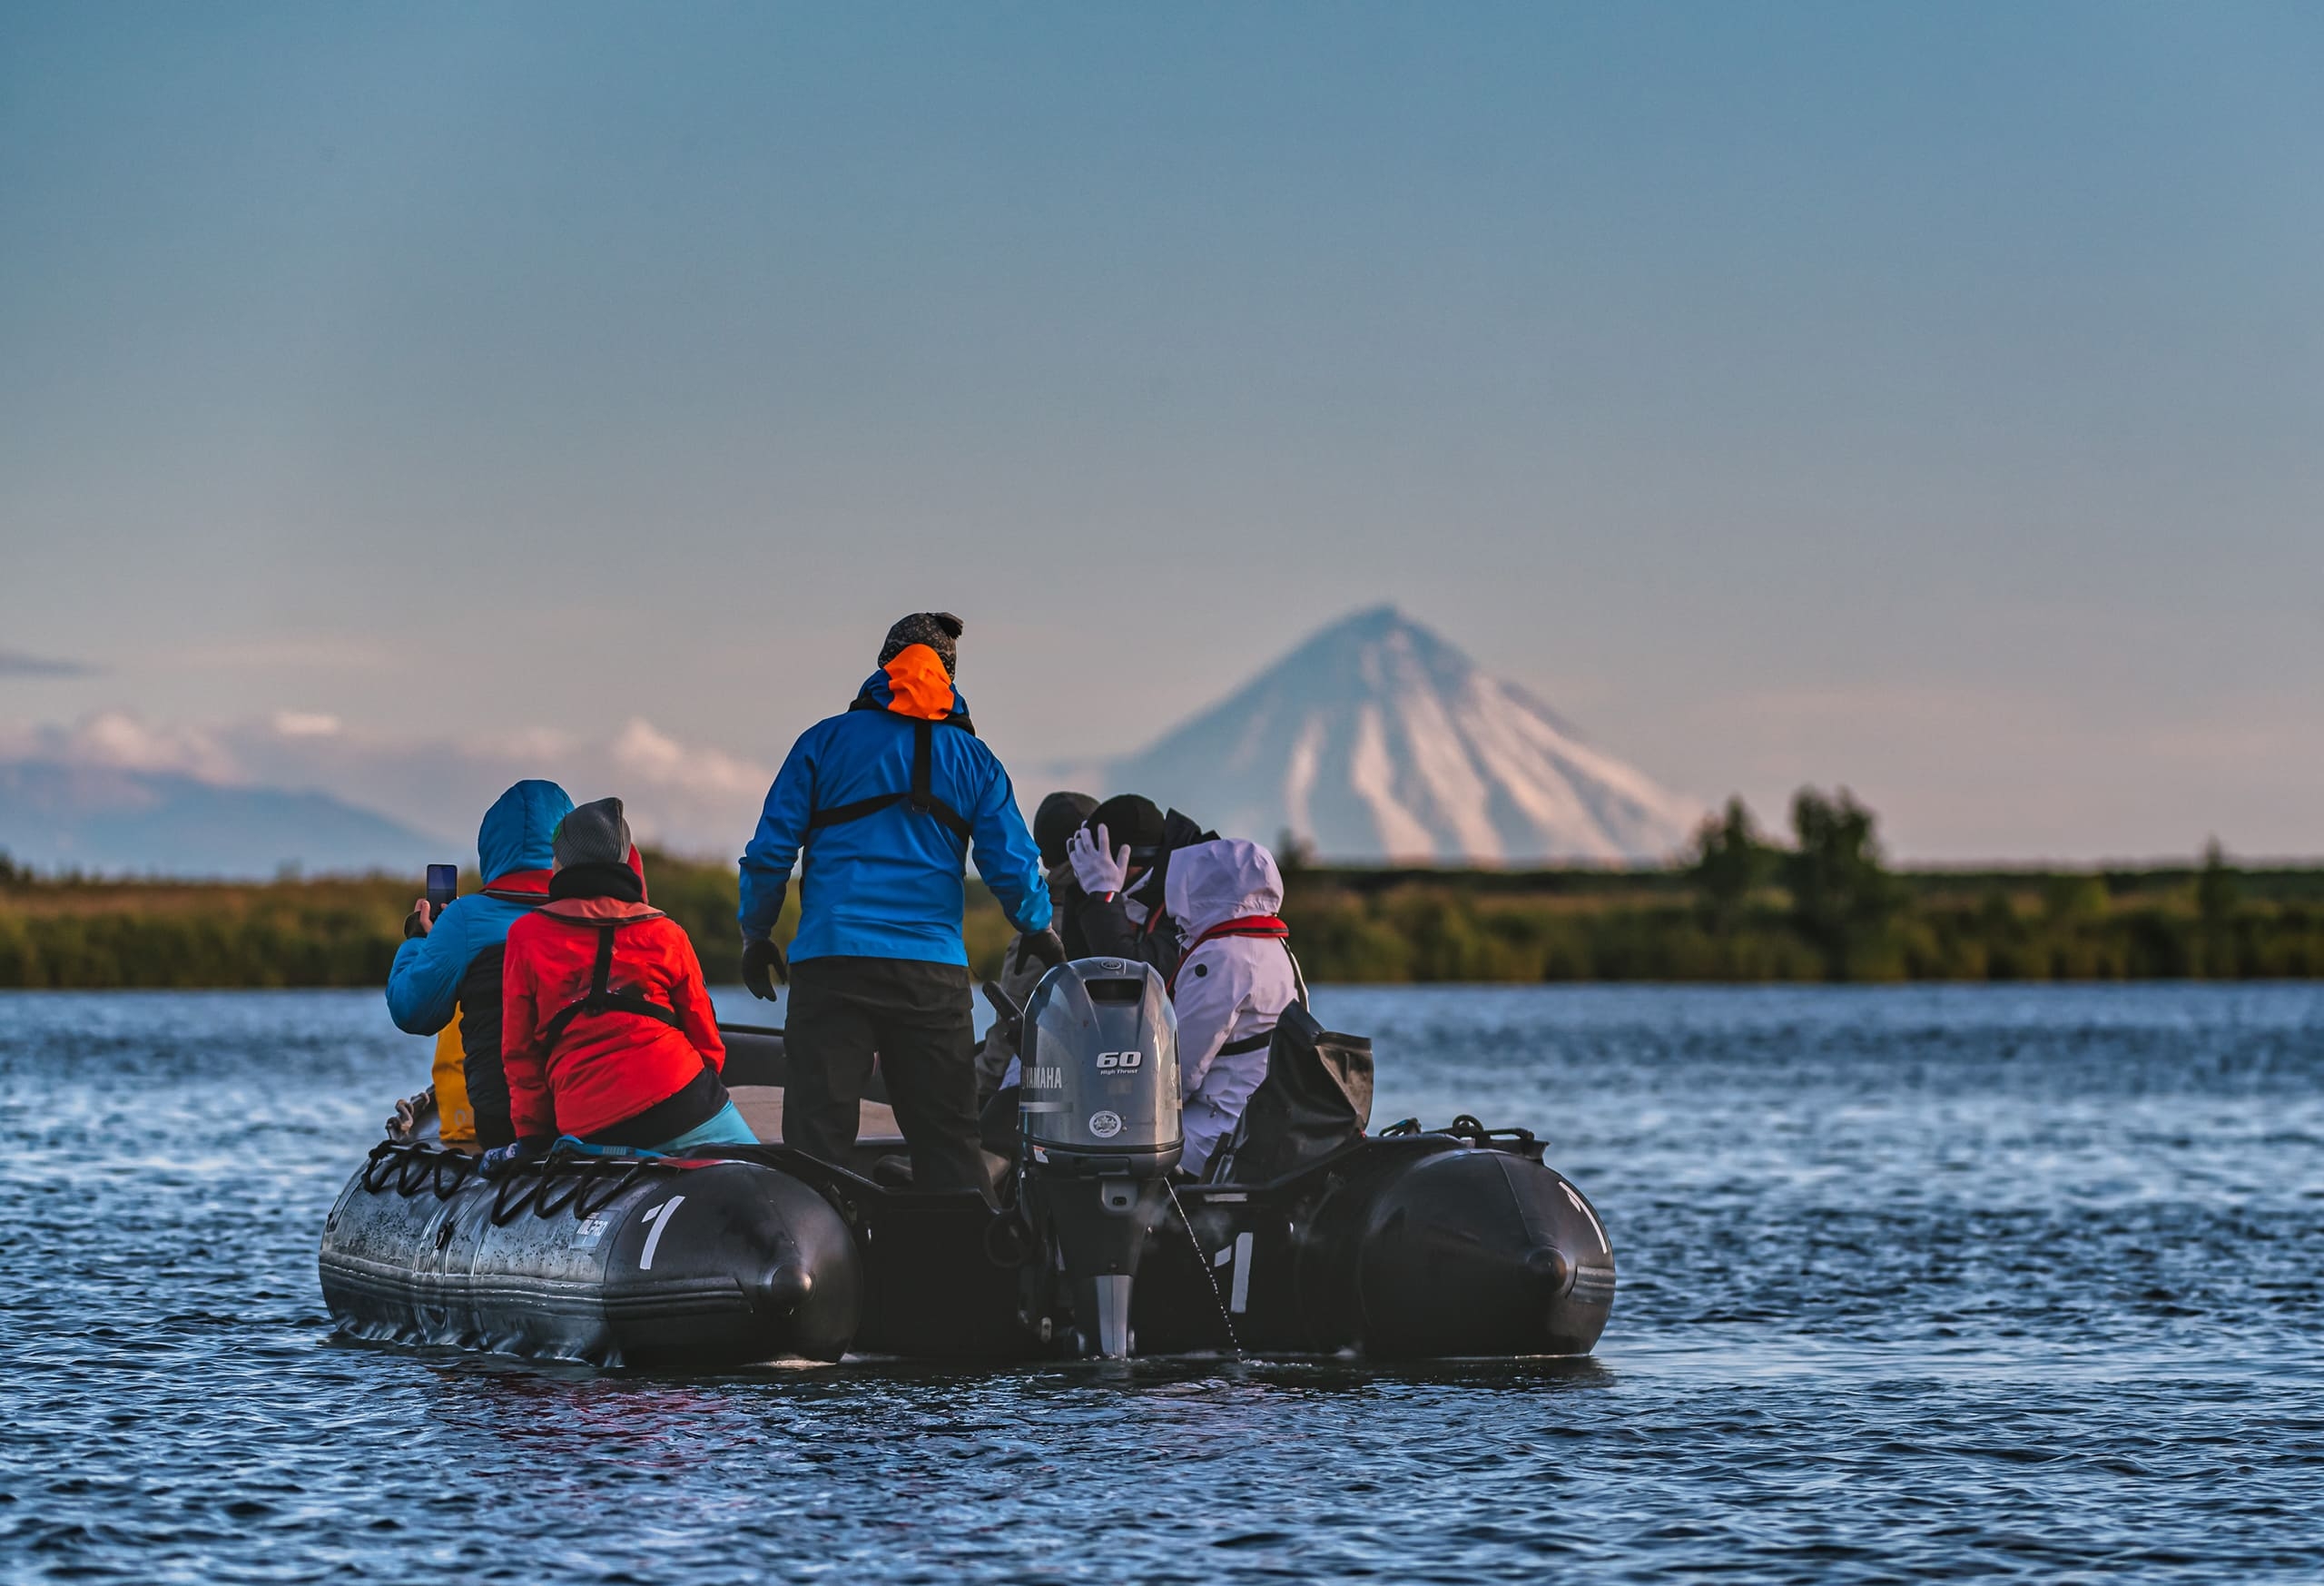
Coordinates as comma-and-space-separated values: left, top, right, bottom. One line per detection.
0, 709, 781, 857
0, 712, 245, 783
0, 649, 94, 678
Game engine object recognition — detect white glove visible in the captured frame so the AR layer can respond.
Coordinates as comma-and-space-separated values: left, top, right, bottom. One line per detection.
1067, 822, 1131, 896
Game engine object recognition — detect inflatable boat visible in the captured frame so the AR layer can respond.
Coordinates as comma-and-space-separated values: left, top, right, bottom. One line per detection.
320, 960, 1615, 1367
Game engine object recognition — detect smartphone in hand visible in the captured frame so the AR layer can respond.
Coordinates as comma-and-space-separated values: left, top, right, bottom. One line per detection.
425, 863, 458, 915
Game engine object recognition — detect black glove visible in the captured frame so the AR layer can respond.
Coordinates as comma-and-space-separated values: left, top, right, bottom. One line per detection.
742, 935, 789, 1000
478, 1137, 550, 1178
1016, 928, 1065, 973
402, 907, 430, 940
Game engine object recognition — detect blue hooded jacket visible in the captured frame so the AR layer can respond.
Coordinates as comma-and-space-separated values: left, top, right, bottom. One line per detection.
739, 663, 1050, 966
384, 780, 573, 1034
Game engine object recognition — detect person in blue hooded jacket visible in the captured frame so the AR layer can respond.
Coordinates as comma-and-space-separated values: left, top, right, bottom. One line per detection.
386, 780, 573, 1149
738, 613, 1056, 1196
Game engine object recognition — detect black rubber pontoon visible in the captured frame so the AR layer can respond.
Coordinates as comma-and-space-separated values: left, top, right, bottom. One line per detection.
320, 965, 1615, 1367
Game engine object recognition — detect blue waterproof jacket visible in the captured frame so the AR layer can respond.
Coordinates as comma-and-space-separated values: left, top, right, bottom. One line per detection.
384, 780, 573, 1034
739, 659, 1051, 966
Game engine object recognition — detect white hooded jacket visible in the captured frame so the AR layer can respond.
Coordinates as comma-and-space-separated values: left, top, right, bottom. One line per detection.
1165, 839, 1300, 1174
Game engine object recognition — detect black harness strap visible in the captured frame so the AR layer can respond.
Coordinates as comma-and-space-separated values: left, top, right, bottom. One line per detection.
805, 717, 974, 844
1218, 1031, 1274, 1056
537, 923, 684, 1055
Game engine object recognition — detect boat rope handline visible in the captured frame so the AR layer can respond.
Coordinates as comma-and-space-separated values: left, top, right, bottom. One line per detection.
1163, 1180, 1245, 1363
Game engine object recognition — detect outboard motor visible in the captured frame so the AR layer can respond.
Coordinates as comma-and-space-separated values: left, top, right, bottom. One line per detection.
1018, 959, 1181, 1357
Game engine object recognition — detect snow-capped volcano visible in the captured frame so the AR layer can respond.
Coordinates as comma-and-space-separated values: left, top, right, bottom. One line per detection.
1103, 607, 1703, 864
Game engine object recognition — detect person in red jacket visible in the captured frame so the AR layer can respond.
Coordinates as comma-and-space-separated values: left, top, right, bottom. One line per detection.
484, 797, 754, 1172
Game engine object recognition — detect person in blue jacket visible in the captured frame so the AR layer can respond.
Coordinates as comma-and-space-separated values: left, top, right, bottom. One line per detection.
739, 612, 1057, 1196
386, 780, 573, 1149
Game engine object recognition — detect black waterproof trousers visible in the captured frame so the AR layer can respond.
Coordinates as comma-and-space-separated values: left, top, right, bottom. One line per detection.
783, 955, 990, 1198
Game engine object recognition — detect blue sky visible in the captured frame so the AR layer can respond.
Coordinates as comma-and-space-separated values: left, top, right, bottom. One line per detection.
3, 2, 2319, 859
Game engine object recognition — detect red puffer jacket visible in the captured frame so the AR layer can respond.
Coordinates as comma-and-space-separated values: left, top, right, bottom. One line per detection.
501, 897, 726, 1140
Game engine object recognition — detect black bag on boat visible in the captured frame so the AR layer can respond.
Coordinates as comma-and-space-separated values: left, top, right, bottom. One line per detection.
1203, 1002, 1373, 1184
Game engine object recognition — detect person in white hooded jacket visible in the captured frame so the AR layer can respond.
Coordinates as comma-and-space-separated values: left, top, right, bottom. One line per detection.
1163, 838, 1303, 1177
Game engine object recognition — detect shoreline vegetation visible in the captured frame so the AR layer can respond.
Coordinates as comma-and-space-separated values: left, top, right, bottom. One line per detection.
2, 791, 2319, 990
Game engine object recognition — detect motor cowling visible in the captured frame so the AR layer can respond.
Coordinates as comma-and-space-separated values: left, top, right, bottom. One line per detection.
1018, 959, 1181, 1356
1019, 958, 1182, 1172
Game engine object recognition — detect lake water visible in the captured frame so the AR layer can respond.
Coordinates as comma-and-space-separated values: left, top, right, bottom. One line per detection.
4, 983, 2321, 1582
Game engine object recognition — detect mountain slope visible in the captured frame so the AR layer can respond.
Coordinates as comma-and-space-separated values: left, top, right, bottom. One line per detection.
1103, 607, 1703, 863
0, 761, 438, 877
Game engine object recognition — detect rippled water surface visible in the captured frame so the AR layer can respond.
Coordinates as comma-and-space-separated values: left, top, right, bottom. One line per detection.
5, 983, 2322, 1582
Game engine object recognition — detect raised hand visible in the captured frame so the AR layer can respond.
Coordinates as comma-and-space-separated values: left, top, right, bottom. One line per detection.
1068, 822, 1131, 896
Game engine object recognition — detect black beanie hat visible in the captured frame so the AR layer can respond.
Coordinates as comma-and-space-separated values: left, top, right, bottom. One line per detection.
879, 612, 964, 678
1033, 791, 1099, 868
1087, 793, 1167, 855
553, 797, 632, 869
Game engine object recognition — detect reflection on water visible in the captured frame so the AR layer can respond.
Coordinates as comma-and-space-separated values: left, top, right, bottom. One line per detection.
5, 984, 2323, 1581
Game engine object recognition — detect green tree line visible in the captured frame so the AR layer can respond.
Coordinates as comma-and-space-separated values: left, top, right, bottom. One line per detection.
3, 792, 2320, 989
1281, 793, 2324, 982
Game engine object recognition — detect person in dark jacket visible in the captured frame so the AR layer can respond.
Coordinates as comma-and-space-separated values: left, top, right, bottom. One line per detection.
385, 780, 572, 1148
1063, 793, 1216, 981
490, 798, 751, 1170
737, 612, 1051, 1196
975, 789, 1097, 1099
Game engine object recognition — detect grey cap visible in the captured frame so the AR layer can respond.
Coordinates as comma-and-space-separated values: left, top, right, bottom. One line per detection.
553, 796, 631, 869
879, 611, 965, 677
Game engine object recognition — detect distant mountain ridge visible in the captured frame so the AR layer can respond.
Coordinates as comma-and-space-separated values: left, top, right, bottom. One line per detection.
0, 760, 436, 878
0, 610, 1701, 875
1102, 606, 1702, 863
